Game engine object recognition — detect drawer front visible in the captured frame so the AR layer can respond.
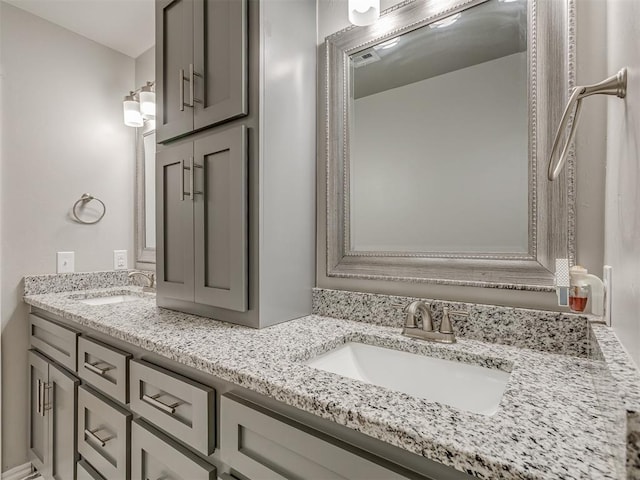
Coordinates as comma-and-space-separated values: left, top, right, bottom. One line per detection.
131, 419, 216, 480
129, 359, 215, 455
76, 459, 105, 480
78, 385, 131, 480
220, 395, 410, 480
29, 313, 79, 372
78, 336, 131, 404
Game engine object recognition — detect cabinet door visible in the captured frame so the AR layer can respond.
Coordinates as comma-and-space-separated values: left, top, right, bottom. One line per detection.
157, 142, 195, 302
28, 350, 50, 477
193, 126, 248, 311
193, 0, 248, 131
156, 0, 195, 143
49, 361, 79, 480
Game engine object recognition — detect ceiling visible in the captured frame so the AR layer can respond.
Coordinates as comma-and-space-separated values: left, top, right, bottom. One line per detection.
4, 0, 154, 58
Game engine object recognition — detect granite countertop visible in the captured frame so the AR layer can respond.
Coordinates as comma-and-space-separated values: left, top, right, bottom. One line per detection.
24, 286, 629, 480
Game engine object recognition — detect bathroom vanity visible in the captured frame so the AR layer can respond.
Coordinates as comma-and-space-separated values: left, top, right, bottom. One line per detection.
22, 273, 637, 480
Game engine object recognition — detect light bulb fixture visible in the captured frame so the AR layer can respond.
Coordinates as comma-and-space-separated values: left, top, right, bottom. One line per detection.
123, 92, 143, 127
139, 82, 156, 120
122, 81, 156, 127
348, 0, 380, 26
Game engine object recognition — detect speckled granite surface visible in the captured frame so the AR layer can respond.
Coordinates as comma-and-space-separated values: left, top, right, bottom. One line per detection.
24, 271, 130, 295
24, 286, 629, 480
591, 324, 640, 477
313, 288, 591, 357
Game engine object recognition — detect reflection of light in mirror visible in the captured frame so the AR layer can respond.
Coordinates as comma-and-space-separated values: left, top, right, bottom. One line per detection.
374, 38, 399, 50
429, 13, 461, 29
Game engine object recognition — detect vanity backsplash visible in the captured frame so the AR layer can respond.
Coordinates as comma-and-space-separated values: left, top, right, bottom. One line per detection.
312, 288, 593, 358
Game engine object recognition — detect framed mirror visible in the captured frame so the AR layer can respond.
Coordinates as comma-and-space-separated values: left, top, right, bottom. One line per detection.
135, 122, 156, 269
318, 0, 575, 289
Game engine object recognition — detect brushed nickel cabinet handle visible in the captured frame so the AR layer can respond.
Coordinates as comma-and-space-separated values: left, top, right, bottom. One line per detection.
142, 393, 179, 414
84, 428, 111, 448
37, 379, 43, 416
179, 68, 185, 112
83, 362, 112, 376
188, 63, 203, 108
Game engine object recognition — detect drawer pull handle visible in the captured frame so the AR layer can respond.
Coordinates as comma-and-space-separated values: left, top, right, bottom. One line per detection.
142, 393, 179, 414
84, 428, 112, 448
83, 362, 113, 376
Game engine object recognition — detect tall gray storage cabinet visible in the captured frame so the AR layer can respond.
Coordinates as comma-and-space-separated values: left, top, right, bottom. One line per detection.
156, 0, 316, 328
156, 0, 247, 143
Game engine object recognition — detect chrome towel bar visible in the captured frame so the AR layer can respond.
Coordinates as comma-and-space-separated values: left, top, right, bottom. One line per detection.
548, 67, 627, 181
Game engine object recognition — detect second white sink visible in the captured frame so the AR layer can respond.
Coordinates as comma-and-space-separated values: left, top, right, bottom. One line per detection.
78, 295, 142, 306
305, 342, 510, 415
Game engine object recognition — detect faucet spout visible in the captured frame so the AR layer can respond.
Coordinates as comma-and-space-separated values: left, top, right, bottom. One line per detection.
404, 301, 433, 332
128, 271, 155, 291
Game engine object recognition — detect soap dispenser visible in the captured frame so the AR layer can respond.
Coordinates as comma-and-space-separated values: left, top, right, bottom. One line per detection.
569, 266, 604, 315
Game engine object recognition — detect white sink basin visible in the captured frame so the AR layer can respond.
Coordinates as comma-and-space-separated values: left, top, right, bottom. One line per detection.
305, 342, 510, 415
78, 295, 142, 306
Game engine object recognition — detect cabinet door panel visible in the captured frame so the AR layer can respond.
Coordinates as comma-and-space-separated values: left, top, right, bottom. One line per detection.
29, 313, 79, 372
131, 419, 216, 480
129, 359, 215, 455
78, 336, 131, 404
193, 0, 247, 130
28, 350, 49, 476
194, 126, 248, 311
220, 395, 410, 480
78, 385, 132, 480
49, 361, 79, 480
157, 142, 195, 302
156, 0, 194, 142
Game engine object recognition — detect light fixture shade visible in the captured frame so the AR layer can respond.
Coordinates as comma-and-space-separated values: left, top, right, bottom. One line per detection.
123, 94, 143, 127
348, 0, 380, 26
139, 84, 156, 120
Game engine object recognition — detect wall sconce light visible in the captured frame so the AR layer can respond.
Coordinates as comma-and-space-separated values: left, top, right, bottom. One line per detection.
348, 0, 380, 26
139, 82, 156, 120
123, 81, 155, 127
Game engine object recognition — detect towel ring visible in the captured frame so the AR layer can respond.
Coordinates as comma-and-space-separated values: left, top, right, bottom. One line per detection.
72, 193, 106, 225
548, 68, 627, 181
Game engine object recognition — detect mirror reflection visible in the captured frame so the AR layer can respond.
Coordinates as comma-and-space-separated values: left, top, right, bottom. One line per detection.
349, 0, 528, 254
143, 130, 156, 249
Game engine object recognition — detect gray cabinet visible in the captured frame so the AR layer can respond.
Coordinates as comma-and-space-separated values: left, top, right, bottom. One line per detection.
157, 125, 248, 312
28, 349, 79, 480
220, 394, 411, 480
131, 419, 217, 480
130, 359, 216, 455
29, 313, 80, 372
78, 336, 132, 404
78, 385, 132, 480
156, 0, 247, 143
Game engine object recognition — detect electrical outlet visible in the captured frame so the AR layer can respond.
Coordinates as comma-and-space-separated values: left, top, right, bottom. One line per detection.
114, 250, 128, 270
57, 252, 75, 273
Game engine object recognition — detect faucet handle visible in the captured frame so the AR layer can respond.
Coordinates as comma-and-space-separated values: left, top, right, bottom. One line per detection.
439, 307, 469, 334
391, 302, 407, 312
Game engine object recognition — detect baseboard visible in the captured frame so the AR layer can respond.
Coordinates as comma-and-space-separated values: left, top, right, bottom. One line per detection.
1, 463, 32, 480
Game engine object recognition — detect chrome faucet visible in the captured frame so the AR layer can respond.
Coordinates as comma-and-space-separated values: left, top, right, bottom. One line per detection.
128, 271, 155, 292
396, 301, 468, 344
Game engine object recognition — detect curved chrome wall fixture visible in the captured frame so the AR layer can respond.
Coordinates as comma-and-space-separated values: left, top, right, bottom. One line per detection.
72, 193, 106, 225
548, 68, 628, 181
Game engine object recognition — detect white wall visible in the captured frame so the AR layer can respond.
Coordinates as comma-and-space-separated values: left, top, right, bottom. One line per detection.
0, 2, 135, 470
352, 52, 528, 253
605, 0, 640, 366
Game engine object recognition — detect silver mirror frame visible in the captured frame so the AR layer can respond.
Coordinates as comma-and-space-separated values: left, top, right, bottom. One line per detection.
135, 122, 156, 270
318, 0, 576, 289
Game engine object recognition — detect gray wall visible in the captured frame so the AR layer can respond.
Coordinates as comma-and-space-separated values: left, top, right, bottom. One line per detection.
316, 0, 608, 311
605, 0, 640, 366
0, 2, 135, 470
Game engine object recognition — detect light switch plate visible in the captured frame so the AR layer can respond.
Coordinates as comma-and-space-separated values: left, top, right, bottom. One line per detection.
114, 250, 128, 270
57, 252, 75, 273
